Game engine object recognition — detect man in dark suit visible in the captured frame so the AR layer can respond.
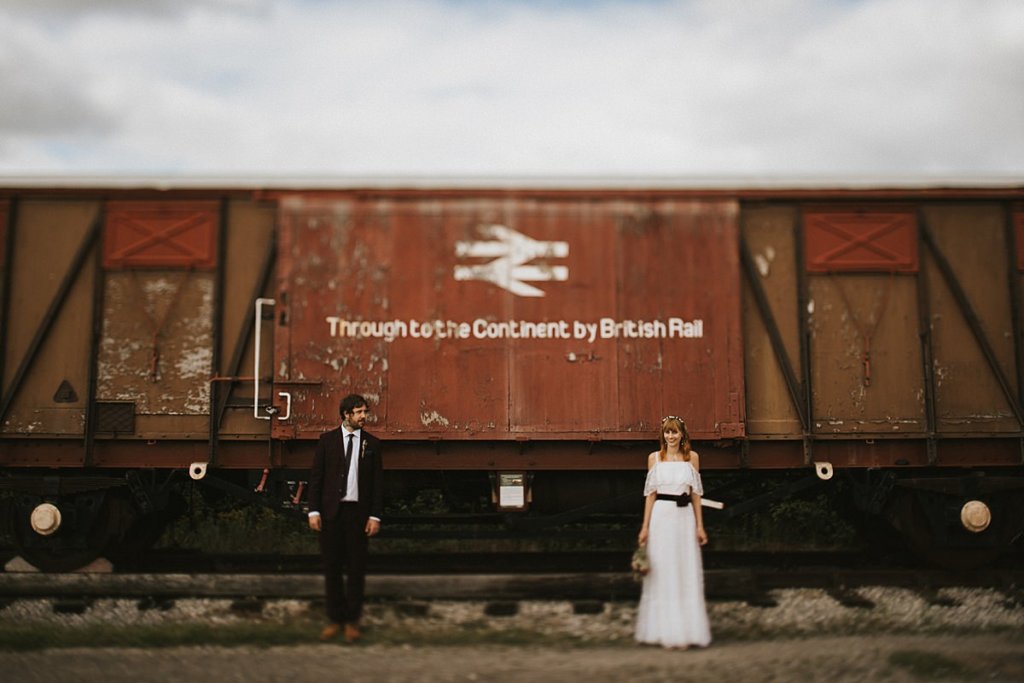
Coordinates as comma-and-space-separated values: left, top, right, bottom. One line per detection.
307, 393, 384, 642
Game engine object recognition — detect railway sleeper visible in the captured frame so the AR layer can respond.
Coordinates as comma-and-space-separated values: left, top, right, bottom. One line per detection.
230, 598, 266, 614
910, 581, 962, 608
705, 569, 777, 607
137, 596, 176, 612
999, 589, 1024, 610
52, 598, 93, 615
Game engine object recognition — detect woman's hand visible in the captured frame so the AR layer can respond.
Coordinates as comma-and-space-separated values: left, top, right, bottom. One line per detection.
696, 526, 708, 546
638, 526, 649, 546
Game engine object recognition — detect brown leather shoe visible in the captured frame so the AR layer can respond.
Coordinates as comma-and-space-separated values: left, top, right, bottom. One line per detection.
319, 623, 341, 641
343, 623, 362, 643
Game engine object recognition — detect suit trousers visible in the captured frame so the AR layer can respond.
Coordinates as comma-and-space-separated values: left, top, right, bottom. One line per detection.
319, 503, 369, 625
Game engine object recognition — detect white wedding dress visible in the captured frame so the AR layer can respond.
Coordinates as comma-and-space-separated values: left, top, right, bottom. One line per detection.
634, 459, 712, 648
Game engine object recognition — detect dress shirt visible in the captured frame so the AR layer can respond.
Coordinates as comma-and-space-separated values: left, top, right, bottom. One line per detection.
341, 428, 361, 502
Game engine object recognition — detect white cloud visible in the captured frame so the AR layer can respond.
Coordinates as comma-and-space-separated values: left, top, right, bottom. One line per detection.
0, 0, 1022, 177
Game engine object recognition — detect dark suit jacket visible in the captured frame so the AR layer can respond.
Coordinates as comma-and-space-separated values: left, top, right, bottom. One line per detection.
308, 427, 384, 522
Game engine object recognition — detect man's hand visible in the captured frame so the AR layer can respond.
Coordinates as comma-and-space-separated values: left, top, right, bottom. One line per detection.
365, 518, 380, 537
309, 514, 322, 532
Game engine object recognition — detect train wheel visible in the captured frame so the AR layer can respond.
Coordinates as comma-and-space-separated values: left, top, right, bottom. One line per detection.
10, 490, 124, 572
105, 492, 185, 568
885, 488, 1002, 571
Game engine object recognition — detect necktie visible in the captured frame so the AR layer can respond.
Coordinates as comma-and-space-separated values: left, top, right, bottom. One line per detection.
341, 433, 354, 497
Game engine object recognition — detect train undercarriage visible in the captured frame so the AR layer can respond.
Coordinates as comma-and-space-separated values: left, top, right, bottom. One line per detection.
3, 439, 1022, 572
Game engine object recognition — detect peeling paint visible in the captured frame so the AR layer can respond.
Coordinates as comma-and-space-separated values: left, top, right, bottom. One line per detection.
176, 347, 212, 380
754, 246, 776, 277
420, 410, 450, 427
96, 273, 214, 415
960, 412, 1014, 420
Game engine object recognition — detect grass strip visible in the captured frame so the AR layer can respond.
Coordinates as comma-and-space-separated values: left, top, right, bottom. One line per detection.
0, 622, 622, 652
888, 650, 973, 680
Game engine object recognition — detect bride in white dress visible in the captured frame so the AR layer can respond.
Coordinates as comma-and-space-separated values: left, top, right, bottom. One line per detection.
635, 416, 711, 649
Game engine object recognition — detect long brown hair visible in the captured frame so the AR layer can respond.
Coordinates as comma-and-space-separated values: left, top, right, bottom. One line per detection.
658, 416, 691, 462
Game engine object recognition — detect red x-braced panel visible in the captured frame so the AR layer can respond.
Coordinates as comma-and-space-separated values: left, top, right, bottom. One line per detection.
104, 201, 218, 269
804, 206, 918, 273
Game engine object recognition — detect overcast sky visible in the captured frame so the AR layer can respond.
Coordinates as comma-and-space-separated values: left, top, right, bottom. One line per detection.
1, 0, 1022, 180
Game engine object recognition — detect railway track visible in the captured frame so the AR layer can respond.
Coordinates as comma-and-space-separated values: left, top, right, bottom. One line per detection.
111, 548, 899, 574
2, 550, 1022, 605
45, 546, 1024, 573
1, 546, 936, 575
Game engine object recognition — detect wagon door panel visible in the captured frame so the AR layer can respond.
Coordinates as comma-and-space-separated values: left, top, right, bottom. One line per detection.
507, 201, 619, 434
276, 195, 744, 443
97, 201, 218, 439
808, 274, 925, 434
615, 201, 743, 436
740, 206, 804, 436
0, 201, 98, 440
214, 200, 277, 437
385, 202, 510, 435
276, 199, 393, 437
922, 205, 1019, 434
799, 206, 924, 437
797, 203, 1022, 440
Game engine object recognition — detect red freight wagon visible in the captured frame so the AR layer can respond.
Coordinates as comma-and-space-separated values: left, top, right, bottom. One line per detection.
1, 180, 1023, 571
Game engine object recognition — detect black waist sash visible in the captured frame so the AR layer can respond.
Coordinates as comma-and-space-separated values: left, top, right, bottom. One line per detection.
655, 492, 691, 507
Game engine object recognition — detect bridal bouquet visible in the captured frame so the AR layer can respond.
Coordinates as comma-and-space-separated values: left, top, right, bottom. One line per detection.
631, 544, 650, 581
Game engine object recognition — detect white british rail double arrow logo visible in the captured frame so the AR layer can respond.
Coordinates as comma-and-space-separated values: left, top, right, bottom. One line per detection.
453, 225, 569, 297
